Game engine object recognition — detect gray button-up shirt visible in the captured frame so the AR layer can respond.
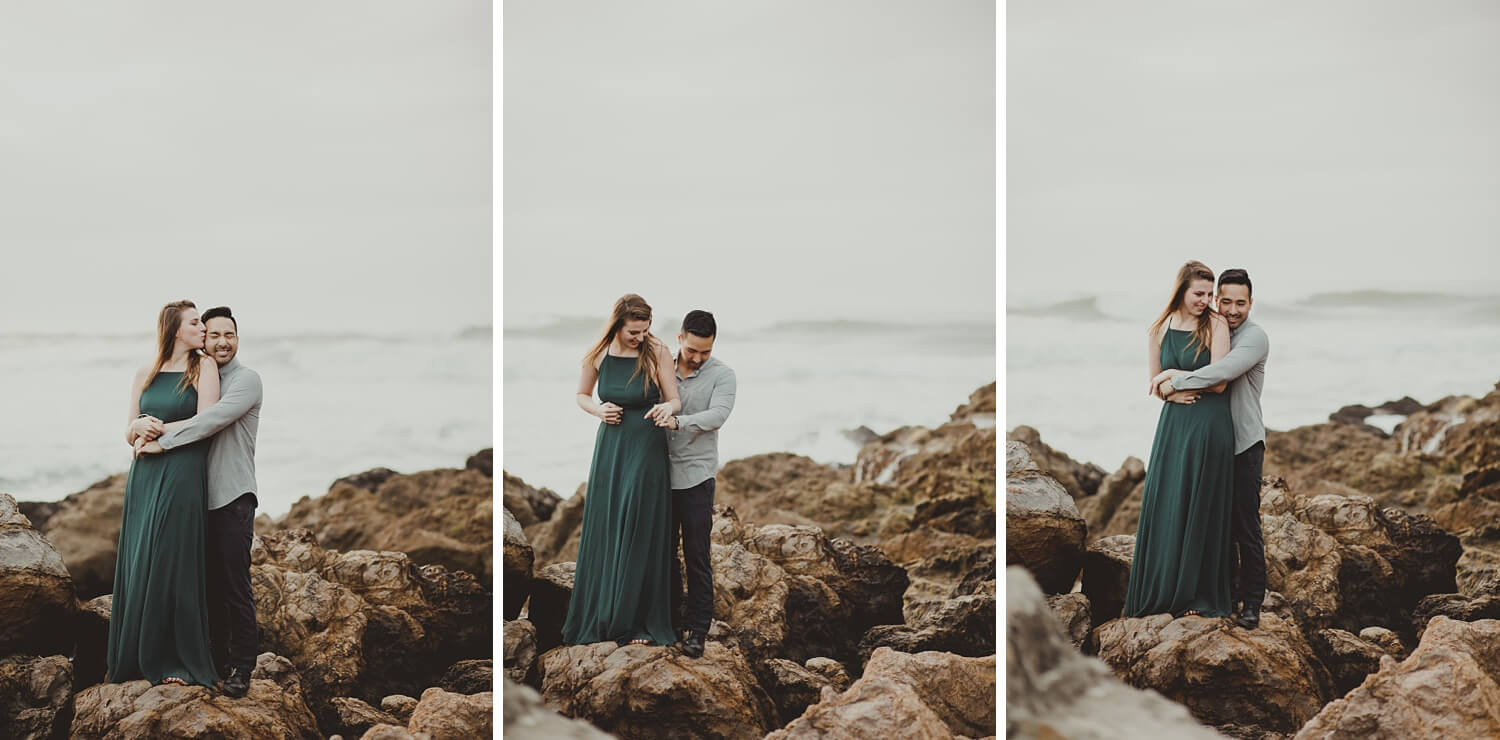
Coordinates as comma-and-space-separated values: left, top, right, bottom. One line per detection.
665, 355, 736, 490
157, 357, 263, 510
1169, 318, 1269, 455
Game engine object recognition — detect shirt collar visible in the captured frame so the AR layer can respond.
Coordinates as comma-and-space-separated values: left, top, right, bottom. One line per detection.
676, 354, 714, 380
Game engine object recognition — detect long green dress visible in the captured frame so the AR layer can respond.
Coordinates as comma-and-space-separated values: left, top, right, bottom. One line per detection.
107, 371, 219, 686
1124, 326, 1236, 618
562, 353, 678, 646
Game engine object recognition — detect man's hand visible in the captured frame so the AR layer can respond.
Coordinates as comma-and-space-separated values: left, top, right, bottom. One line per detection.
655, 414, 679, 430
130, 415, 165, 441
133, 440, 164, 458
1165, 390, 1200, 405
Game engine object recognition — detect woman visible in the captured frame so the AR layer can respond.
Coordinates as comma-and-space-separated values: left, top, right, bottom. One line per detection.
562, 294, 682, 647
1123, 262, 1236, 619
107, 300, 221, 686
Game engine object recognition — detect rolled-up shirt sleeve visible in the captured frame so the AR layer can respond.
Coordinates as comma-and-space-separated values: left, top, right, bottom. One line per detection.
157, 372, 263, 449
1170, 328, 1268, 391
677, 369, 736, 433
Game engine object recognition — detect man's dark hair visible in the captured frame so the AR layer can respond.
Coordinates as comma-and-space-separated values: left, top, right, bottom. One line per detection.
203, 306, 237, 330
1218, 269, 1252, 297
681, 310, 716, 338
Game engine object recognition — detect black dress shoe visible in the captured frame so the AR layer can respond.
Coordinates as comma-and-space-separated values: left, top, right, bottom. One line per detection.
1236, 604, 1261, 630
680, 631, 705, 659
221, 667, 250, 698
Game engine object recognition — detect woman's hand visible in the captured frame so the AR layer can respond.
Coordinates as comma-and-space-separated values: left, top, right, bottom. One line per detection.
597, 402, 623, 425
644, 402, 674, 423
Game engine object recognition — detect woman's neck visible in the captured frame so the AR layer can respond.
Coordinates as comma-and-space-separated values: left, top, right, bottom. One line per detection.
165, 347, 195, 367
611, 338, 640, 357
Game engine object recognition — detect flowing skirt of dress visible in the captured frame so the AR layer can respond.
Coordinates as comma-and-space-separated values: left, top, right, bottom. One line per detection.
561, 388, 677, 646
106, 375, 219, 686
1124, 343, 1237, 619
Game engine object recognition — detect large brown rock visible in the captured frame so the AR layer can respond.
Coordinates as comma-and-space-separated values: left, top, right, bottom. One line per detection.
895, 539, 994, 624
70, 653, 319, 739
1007, 567, 1222, 739
1006, 441, 1086, 594
0, 494, 77, 657
756, 658, 842, 726
524, 488, 586, 569
437, 659, 491, 695
502, 678, 613, 739
539, 641, 774, 740
1093, 610, 1334, 737
503, 506, 534, 620
1006, 425, 1107, 500
858, 586, 995, 663
1047, 593, 1092, 650
1294, 616, 1500, 739
277, 465, 493, 581
708, 541, 790, 661
328, 697, 400, 738
1310, 628, 1392, 697
0, 654, 73, 740
856, 404, 997, 505
503, 471, 562, 528
18, 475, 124, 599
503, 619, 539, 686
1077, 456, 1145, 536
406, 687, 493, 740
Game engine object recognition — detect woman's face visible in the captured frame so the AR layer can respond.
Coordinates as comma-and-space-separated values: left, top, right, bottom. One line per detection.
1181, 279, 1214, 316
617, 319, 650, 350
175, 309, 206, 351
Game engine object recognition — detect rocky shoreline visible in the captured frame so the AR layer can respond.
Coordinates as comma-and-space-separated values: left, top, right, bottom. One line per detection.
1008, 379, 1500, 739
1, 452, 495, 739
503, 383, 999, 739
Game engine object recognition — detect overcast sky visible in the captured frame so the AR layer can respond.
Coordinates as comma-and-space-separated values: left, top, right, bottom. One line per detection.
1008, 0, 1499, 304
0, 1, 490, 335
503, 0, 996, 327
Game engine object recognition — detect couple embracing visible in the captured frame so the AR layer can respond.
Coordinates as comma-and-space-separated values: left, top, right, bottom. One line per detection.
107, 300, 262, 696
1125, 262, 1271, 630
562, 294, 737, 658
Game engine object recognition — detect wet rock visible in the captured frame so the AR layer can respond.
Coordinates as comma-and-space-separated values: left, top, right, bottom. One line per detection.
0, 494, 77, 657
70, 653, 319, 739
539, 641, 773, 740
527, 562, 575, 654
503, 619, 539, 686
1046, 593, 1092, 650
1008, 568, 1221, 739
503, 507, 533, 620
277, 466, 493, 581
1080, 534, 1133, 624
1093, 610, 1333, 737
437, 659, 491, 695
1294, 617, 1500, 739
407, 687, 492, 740
1006, 425, 1107, 500
1005, 441, 1086, 594
502, 471, 561, 528
0, 655, 73, 740
329, 697, 400, 738
16, 476, 123, 600
502, 677, 613, 739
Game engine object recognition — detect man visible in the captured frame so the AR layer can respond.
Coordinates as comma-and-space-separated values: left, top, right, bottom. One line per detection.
1155, 269, 1269, 629
655, 310, 736, 658
133, 306, 263, 696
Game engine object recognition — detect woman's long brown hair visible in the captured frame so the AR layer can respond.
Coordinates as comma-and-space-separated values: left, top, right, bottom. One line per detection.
146, 300, 204, 392
1148, 261, 1217, 362
582, 294, 661, 396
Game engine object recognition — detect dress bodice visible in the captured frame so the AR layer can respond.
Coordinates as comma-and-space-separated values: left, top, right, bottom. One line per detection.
597, 354, 660, 409
139, 372, 199, 423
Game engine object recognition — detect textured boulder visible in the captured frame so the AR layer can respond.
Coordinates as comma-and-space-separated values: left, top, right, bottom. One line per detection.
0, 655, 73, 740
502, 471, 562, 528
17, 477, 123, 600
1295, 617, 1500, 739
895, 540, 995, 624
0, 494, 77, 657
380, 695, 418, 722
1077, 456, 1145, 536
502, 678, 613, 739
1007, 568, 1221, 739
757, 658, 842, 726
465, 448, 493, 477
1007, 425, 1107, 500
503, 619, 539, 686
524, 488, 586, 569
855, 397, 997, 505
708, 542, 790, 660
1080, 534, 1133, 624
70, 653, 319, 739
1311, 628, 1391, 696
859, 586, 995, 662
328, 697, 400, 738
1093, 610, 1333, 737
277, 465, 493, 581
438, 659, 492, 695
1412, 593, 1500, 639
539, 641, 773, 740
503, 506, 533, 619
766, 648, 995, 740
1006, 441, 1086, 593
407, 687, 493, 740
1046, 593, 1092, 650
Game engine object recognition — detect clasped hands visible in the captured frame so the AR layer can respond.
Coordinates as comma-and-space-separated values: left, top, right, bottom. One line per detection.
1148, 369, 1200, 405
597, 402, 680, 430
129, 415, 167, 458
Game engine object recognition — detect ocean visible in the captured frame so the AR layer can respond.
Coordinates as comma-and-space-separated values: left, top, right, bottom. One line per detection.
502, 316, 998, 497
0, 330, 493, 516
1007, 287, 1500, 473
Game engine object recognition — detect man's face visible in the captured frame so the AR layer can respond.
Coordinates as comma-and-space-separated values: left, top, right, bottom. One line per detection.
678, 332, 715, 374
1217, 284, 1252, 330
205, 317, 239, 366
